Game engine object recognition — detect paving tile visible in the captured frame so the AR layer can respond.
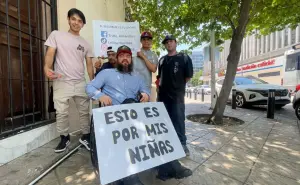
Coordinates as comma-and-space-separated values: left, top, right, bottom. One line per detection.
186, 135, 201, 144
246, 167, 300, 185
267, 133, 300, 145
185, 144, 214, 164
181, 165, 243, 185
36, 170, 59, 185
221, 123, 250, 132
204, 145, 257, 182
139, 169, 180, 185
190, 137, 227, 152
202, 129, 235, 142
227, 134, 265, 154
254, 153, 300, 181
59, 168, 98, 185
260, 143, 300, 164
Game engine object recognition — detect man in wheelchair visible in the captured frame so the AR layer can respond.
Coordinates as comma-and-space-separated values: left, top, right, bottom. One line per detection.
86, 45, 192, 185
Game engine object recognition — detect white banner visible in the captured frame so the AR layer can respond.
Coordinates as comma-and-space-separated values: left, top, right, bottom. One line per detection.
93, 21, 141, 57
92, 102, 185, 185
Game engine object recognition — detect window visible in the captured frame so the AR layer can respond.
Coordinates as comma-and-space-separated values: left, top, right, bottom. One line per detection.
258, 71, 280, 78
285, 53, 300, 72
235, 76, 267, 85
0, 0, 57, 139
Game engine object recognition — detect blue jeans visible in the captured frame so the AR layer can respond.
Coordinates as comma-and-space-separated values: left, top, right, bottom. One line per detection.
164, 103, 187, 145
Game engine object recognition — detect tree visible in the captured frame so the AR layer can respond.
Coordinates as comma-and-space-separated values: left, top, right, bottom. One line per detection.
128, 0, 300, 124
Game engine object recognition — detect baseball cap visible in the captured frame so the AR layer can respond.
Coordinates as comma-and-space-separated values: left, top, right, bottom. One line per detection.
141, 31, 153, 39
117, 45, 132, 57
107, 46, 115, 53
162, 34, 176, 44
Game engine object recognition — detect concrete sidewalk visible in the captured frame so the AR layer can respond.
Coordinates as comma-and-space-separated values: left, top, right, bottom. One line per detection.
5, 99, 300, 185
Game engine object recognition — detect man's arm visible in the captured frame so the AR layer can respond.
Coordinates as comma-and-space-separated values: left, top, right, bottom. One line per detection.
185, 55, 194, 82
137, 52, 157, 73
138, 77, 150, 102
44, 47, 56, 79
86, 71, 106, 100
44, 31, 57, 79
86, 56, 94, 81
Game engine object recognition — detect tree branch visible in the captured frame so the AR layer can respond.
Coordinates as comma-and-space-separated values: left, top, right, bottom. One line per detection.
224, 15, 236, 31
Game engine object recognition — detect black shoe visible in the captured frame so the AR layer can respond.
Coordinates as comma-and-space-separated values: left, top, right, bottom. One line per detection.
79, 133, 91, 151
55, 135, 70, 153
157, 160, 193, 181
173, 165, 193, 179
123, 174, 144, 185
182, 145, 190, 156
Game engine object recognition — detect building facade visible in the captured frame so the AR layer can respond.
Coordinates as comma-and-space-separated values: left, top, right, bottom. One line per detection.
203, 26, 300, 86
191, 50, 204, 73
0, 0, 126, 165
202, 45, 221, 85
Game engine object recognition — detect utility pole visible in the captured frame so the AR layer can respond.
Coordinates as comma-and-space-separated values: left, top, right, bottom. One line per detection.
210, 30, 217, 109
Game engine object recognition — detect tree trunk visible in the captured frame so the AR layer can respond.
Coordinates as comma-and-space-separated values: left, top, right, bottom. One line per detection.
208, 0, 252, 125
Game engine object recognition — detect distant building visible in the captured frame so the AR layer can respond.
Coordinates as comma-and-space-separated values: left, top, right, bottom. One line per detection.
191, 50, 204, 73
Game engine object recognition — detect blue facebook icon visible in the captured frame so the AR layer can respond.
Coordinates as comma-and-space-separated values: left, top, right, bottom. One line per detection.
101, 31, 108, 38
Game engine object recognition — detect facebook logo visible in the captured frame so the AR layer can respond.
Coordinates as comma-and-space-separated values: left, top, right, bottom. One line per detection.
101, 31, 108, 38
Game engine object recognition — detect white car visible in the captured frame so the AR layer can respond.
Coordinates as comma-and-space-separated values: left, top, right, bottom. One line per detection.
216, 76, 291, 108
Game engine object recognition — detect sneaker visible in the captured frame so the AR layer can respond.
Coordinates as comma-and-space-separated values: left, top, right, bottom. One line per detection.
79, 133, 91, 151
55, 135, 70, 153
182, 145, 190, 156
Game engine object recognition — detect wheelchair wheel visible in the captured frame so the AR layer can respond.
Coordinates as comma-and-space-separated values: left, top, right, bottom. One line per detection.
90, 115, 99, 174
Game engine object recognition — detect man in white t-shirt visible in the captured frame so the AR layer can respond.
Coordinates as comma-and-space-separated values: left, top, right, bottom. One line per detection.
44, 8, 94, 153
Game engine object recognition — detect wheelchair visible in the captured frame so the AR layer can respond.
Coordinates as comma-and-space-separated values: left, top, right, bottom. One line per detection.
89, 98, 141, 184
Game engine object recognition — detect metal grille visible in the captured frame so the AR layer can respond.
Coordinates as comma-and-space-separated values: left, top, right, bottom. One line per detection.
0, 0, 57, 139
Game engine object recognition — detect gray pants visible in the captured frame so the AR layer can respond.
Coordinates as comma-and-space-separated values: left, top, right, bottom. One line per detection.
53, 80, 90, 136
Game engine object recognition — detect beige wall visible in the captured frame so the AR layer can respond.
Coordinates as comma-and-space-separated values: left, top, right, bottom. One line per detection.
56, 0, 126, 120
57, 0, 125, 51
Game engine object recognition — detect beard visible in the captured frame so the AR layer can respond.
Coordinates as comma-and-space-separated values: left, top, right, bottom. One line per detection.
117, 59, 133, 73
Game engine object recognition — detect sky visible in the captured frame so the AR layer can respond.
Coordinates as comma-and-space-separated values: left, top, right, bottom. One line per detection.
159, 43, 205, 57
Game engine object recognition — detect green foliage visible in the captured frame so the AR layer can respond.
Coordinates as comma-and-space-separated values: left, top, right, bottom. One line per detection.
190, 70, 203, 86
127, 0, 300, 50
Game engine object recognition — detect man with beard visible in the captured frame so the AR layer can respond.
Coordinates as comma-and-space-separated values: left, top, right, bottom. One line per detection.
44, 8, 94, 153
86, 45, 192, 185
94, 46, 117, 76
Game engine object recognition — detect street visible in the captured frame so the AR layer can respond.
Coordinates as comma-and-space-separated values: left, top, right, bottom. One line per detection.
186, 94, 297, 120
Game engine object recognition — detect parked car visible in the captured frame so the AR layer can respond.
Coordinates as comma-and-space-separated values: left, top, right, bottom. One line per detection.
186, 86, 197, 93
216, 75, 291, 108
292, 90, 300, 119
196, 85, 211, 95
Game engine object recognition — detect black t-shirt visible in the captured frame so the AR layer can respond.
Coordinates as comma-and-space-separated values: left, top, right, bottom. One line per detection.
158, 53, 193, 103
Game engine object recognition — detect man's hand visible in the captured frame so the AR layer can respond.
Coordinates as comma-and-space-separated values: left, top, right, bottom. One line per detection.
94, 59, 102, 69
137, 51, 146, 60
99, 95, 112, 106
140, 93, 149, 102
44, 67, 61, 80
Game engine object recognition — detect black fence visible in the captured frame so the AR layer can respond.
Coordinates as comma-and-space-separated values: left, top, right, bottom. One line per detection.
0, 0, 57, 139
